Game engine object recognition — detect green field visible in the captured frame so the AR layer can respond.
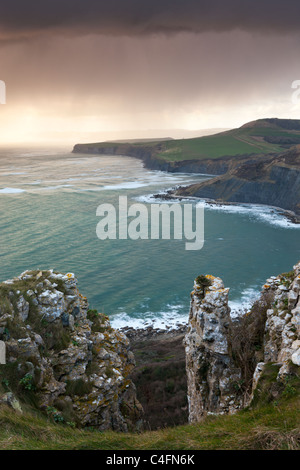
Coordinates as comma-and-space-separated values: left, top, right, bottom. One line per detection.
155, 120, 300, 161
155, 132, 272, 161
74, 118, 300, 162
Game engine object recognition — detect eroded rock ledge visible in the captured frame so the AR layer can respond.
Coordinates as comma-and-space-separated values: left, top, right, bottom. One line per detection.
0, 270, 143, 431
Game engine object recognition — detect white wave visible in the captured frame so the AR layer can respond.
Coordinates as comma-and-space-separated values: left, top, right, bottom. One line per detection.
138, 189, 300, 229
0, 187, 26, 194
229, 287, 260, 319
101, 181, 150, 190
110, 288, 262, 329
1, 172, 27, 176
203, 201, 300, 229
110, 304, 188, 330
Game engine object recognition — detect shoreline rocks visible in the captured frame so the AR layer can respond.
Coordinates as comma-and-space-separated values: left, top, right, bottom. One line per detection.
151, 188, 300, 225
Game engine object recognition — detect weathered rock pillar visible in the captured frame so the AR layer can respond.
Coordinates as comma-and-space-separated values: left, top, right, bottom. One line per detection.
184, 275, 242, 422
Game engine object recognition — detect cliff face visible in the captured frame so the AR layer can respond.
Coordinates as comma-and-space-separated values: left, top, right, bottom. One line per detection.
72, 142, 231, 175
177, 147, 300, 217
260, 262, 300, 377
184, 262, 300, 422
0, 270, 143, 431
73, 119, 300, 216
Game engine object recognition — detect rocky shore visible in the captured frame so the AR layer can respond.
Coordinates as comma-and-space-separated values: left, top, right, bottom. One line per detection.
151, 186, 300, 225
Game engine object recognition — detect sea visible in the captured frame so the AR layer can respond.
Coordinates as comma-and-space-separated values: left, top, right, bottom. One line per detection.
0, 145, 299, 329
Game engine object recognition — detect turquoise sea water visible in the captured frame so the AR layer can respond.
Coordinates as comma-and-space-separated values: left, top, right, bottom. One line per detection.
0, 146, 299, 328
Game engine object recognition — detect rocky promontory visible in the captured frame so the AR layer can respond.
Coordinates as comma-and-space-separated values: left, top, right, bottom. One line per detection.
72, 140, 232, 175
175, 146, 300, 220
0, 270, 143, 431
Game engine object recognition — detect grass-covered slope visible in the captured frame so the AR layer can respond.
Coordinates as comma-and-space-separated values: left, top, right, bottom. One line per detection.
73, 118, 300, 163
0, 379, 299, 450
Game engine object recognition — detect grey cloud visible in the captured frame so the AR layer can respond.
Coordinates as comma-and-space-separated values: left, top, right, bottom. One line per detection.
0, 0, 300, 39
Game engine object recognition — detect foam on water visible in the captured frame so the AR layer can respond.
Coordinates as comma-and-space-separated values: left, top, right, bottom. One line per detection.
229, 287, 261, 319
101, 181, 150, 190
110, 303, 188, 330
109, 286, 261, 329
0, 187, 26, 194
139, 191, 300, 229
203, 201, 300, 229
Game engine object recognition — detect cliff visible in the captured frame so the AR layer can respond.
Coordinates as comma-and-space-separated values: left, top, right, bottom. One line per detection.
72, 141, 232, 175
0, 270, 143, 431
73, 119, 300, 216
0, 265, 299, 448
184, 263, 300, 422
176, 146, 300, 218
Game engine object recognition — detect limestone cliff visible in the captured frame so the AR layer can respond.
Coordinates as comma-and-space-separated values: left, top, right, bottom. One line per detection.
184, 263, 300, 422
0, 270, 143, 431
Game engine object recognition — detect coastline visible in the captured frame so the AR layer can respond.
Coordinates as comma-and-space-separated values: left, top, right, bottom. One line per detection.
150, 186, 300, 225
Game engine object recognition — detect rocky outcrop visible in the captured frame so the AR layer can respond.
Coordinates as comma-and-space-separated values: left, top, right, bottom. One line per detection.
184, 263, 300, 422
176, 147, 300, 218
253, 262, 300, 384
0, 270, 143, 431
184, 275, 243, 421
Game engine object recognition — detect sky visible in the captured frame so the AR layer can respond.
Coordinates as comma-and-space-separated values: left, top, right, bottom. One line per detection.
1, 0, 300, 144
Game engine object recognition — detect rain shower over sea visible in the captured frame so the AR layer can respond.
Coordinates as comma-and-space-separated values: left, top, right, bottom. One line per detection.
0, 146, 299, 329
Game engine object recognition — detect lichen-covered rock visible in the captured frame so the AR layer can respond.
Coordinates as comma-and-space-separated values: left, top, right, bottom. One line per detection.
184, 275, 243, 422
0, 270, 143, 432
257, 261, 300, 381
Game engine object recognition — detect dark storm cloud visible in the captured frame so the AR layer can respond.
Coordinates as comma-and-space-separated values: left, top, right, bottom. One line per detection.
0, 0, 300, 39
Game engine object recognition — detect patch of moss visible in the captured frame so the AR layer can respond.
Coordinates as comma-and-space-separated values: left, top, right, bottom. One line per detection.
65, 378, 94, 397
0, 360, 40, 409
87, 309, 108, 333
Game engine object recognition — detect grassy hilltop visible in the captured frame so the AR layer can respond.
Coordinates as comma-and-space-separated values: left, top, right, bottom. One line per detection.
73, 118, 300, 163
153, 118, 300, 162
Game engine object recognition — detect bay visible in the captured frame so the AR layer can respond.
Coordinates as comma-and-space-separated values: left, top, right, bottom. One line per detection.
0, 146, 299, 329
